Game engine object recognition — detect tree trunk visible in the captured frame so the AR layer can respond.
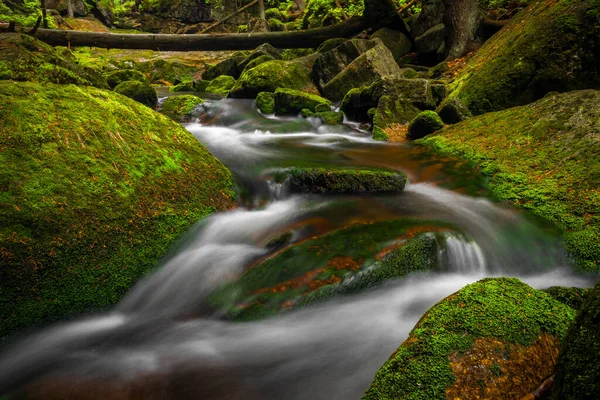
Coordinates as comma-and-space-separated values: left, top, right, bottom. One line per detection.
443, 0, 480, 60
292, 0, 305, 12
66, 0, 74, 18
1, 17, 369, 50
40, 0, 48, 28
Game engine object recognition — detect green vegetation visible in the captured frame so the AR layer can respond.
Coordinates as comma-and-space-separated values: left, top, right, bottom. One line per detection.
543, 286, 590, 310
553, 280, 600, 399
159, 94, 204, 121
0, 81, 236, 337
205, 75, 236, 95
407, 110, 444, 140
419, 90, 600, 271
0, 0, 55, 27
273, 88, 331, 115
256, 91, 275, 114
229, 60, 311, 98
301, 0, 364, 29
113, 80, 158, 106
364, 278, 576, 399
275, 167, 407, 194
104, 69, 149, 89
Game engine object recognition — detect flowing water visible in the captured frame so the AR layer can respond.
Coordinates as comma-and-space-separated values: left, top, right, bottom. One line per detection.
0, 98, 596, 399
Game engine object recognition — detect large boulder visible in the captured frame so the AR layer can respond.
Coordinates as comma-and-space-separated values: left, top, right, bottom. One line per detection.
45, 0, 88, 16
104, 69, 149, 89
322, 42, 401, 101
228, 60, 312, 99
273, 88, 331, 115
419, 90, 600, 272
407, 110, 444, 139
202, 52, 249, 81
437, 97, 472, 124
0, 33, 107, 88
114, 80, 158, 107
363, 0, 410, 35
364, 278, 576, 399
449, 0, 600, 115
312, 39, 381, 92
371, 28, 412, 61
0, 81, 236, 336
159, 94, 204, 121
553, 280, 600, 399
205, 75, 236, 95
256, 91, 275, 114
237, 43, 282, 72
414, 23, 446, 63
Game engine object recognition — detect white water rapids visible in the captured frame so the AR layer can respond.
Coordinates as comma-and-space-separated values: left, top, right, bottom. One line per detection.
0, 98, 596, 399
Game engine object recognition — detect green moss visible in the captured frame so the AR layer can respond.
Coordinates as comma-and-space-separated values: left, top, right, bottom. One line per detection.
256, 91, 275, 114
281, 48, 315, 60
240, 54, 274, 74
169, 80, 195, 92
543, 286, 590, 310
364, 278, 576, 399
317, 111, 343, 125
268, 17, 285, 31
449, 0, 600, 115
419, 90, 600, 271
159, 94, 204, 121
114, 80, 158, 106
229, 60, 312, 98
0, 81, 236, 337
193, 79, 211, 92
277, 167, 407, 194
104, 69, 148, 89
273, 88, 331, 115
205, 75, 236, 95
372, 126, 389, 141
408, 110, 444, 140
553, 281, 600, 399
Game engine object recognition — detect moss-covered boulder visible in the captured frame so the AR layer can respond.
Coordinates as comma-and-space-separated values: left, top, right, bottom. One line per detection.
553, 280, 600, 399
159, 94, 204, 121
312, 38, 380, 92
205, 75, 236, 95
169, 80, 195, 92
208, 219, 450, 321
374, 95, 421, 129
449, 0, 600, 115
437, 96, 472, 124
543, 286, 590, 311
228, 60, 312, 98
419, 90, 600, 271
202, 51, 249, 81
273, 88, 331, 115
240, 54, 275, 75
364, 278, 577, 400
114, 80, 158, 107
138, 58, 198, 86
0, 81, 236, 336
0, 33, 107, 88
238, 43, 282, 72
407, 110, 444, 140
316, 38, 347, 53
268, 18, 285, 31
371, 27, 412, 61
275, 167, 407, 194
256, 91, 275, 114
318, 111, 344, 125
104, 69, 149, 89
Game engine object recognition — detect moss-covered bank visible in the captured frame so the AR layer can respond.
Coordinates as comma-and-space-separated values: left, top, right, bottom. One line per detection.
0, 81, 236, 337
364, 278, 576, 399
420, 90, 600, 272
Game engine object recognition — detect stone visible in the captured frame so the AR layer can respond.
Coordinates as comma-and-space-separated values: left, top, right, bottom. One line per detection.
239, 55, 275, 75
374, 95, 421, 128
371, 28, 412, 61
318, 111, 344, 125
316, 38, 347, 53
407, 110, 444, 139
437, 97, 472, 124
159, 94, 204, 121
414, 23, 446, 60
104, 69, 149, 89
228, 60, 311, 99
202, 52, 249, 81
256, 91, 275, 114
411, 0, 444, 38
268, 18, 285, 31
169, 80, 195, 92
322, 42, 401, 102
363, 0, 410, 34
312, 39, 381, 92
205, 75, 236, 95
238, 43, 283, 72
114, 80, 158, 107
273, 88, 331, 115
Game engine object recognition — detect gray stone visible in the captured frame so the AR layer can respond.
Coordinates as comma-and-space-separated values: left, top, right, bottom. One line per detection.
415, 23, 446, 57
437, 97, 472, 124
371, 28, 413, 61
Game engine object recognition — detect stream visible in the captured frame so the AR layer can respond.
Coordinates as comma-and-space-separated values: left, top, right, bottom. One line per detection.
0, 97, 596, 399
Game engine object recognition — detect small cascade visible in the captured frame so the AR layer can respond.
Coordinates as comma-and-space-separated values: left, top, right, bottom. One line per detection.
439, 233, 487, 274
267, 179, 289, 201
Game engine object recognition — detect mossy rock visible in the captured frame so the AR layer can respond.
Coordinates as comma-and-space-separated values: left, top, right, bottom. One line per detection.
364, 278, 577, 400
273, 88, 331, 115
228, 60, 312, 99
281, 48, 315, 61
543, 286, 590, 311
316, 38, 347, 53
268, 18, 285, 31
104, 69, 149, 89
256, 91, 275, 114
202, 51, 249, 81
374, 95, 421, 129
407, 110, 444, 140
238, 43, 282, 72
239, 55, 275, 77
419, 90, 600, 271
0, 81, 236, 337
437, 96, 472, 124
205, 75, 236, 95
208, 219, 450, 321
159, 94, 204, 121
193, 79, 211, 92
138, 59, 198, 85
264, 7, 284, 20
372, 126, 389, 141
317, 111, 343, 125
114, 80, 158, 107
0, 33, 107, 88
169, 80, 195, 92
553, 280, 600, 399
371, 27, 412, 61
276, 167, 407, 194
449, 0, 600, 115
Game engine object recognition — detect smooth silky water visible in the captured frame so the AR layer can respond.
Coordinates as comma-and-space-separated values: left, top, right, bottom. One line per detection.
0, 97, 596, 399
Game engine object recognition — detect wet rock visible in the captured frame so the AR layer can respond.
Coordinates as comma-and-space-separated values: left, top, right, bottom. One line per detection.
371, 27, 412, 61
317, 111, 344, 125
104, 69, 149, 89
407, 110, 444, 139
205, 75, 236, 95
312, 39, 381, 92
256, 92, 275, 114
322, 42, 401, 102
273, 88, 331, 115
170, 80, 195, 92
437, 97, 472, 124
228, 60, 311, 99
553, 280, 600, 399
364, 278, 576, 399
202, 52, 249, 81
160, 94, 204, 121
114, 80, 158, 107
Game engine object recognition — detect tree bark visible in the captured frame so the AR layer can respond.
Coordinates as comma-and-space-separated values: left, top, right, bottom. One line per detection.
1, 17, 369, 51
443, 0, 480, 60
66, 0, 74, 18
40, 0, 48, 28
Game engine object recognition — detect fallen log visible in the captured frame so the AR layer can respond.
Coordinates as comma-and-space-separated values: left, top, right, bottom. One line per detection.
0, 17, 369, 51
